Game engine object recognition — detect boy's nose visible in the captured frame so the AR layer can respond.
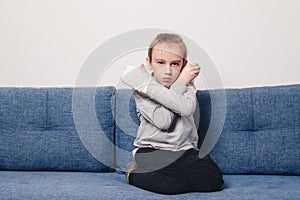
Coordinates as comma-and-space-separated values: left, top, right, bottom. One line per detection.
165, 65, 172, 74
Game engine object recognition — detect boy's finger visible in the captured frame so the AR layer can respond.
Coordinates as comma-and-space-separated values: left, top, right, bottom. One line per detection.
140, 63, 148, 74
140, 63, 145, 69
192, 67, 200, 72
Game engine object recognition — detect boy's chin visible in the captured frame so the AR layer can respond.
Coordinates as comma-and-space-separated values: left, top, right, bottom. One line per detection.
161, 83, 172, 88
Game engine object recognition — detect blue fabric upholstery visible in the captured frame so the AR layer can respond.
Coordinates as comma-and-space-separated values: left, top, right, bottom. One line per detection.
197, 88, 256, 174
0, 171, 299, 200
0, 87, 115, 171
115, 89, 139, 171
0, 88, 47, 131
0, 84, 299, 199
211, 84, 300, 174
252, 85, 300, 174
0, 88, 47, 170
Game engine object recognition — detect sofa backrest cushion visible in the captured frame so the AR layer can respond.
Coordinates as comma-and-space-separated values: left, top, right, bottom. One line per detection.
0, 87, 115, 172
210, 84, 300, 174
251, 84, 300, 174
115, 84, 300, 174
115, 89, 138, 172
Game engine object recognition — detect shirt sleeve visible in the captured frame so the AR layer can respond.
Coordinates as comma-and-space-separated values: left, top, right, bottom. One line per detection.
134, 91, 176, 131
145, 77, 197, 116
120, 66, 197, 116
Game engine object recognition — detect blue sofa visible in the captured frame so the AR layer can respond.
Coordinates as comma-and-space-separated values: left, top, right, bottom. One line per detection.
0, 84, 299, 199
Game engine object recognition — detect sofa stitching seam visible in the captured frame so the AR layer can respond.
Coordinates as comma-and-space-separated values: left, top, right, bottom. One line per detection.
251, 88, 257, 173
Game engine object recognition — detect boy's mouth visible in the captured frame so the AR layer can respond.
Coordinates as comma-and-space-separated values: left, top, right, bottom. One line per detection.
162, 77, 171, 81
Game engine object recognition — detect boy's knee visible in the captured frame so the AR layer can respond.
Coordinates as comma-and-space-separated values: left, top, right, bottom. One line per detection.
191, 176, 224, 192
130, 171, 189, 194
152, 181, 188, 195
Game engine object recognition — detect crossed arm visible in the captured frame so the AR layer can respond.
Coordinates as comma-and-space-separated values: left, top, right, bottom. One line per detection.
132, 78, 197, 130
120, 67, 197, 115
120, 65, 197, 130
134, 92, 177, 131
144, 77, 197, 117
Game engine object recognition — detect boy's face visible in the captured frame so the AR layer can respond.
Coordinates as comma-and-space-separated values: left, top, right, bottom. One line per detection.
147, 43, 186, 88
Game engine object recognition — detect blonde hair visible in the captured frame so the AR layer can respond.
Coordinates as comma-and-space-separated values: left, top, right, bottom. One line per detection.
148, 33, 187, 63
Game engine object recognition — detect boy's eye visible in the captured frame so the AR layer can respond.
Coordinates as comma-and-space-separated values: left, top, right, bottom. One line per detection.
171, 63, 180, 66
157, 61, 164, 64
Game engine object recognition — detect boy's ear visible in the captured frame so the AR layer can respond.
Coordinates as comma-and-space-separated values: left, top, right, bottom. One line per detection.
146, 57, 150, 64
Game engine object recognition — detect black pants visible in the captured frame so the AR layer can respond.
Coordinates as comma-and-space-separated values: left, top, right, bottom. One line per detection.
129, 148, 224, 195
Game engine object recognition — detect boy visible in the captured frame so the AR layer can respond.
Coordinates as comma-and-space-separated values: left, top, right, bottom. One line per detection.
120, 33, 223, 194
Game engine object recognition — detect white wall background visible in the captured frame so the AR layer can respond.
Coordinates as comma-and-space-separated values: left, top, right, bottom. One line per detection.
0, 0, 299, 89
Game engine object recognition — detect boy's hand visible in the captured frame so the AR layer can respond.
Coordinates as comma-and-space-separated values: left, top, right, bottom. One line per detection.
179, 63, 201, 84
140, 63, 149, 75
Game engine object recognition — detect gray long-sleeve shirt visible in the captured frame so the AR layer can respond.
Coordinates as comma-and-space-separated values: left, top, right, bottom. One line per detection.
132, 76, 199, 158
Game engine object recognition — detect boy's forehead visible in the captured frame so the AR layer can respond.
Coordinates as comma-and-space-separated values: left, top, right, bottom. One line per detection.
152, 43, 184, 58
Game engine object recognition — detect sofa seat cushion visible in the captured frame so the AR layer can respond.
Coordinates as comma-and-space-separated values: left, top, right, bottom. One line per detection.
0, 171, 299, 199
